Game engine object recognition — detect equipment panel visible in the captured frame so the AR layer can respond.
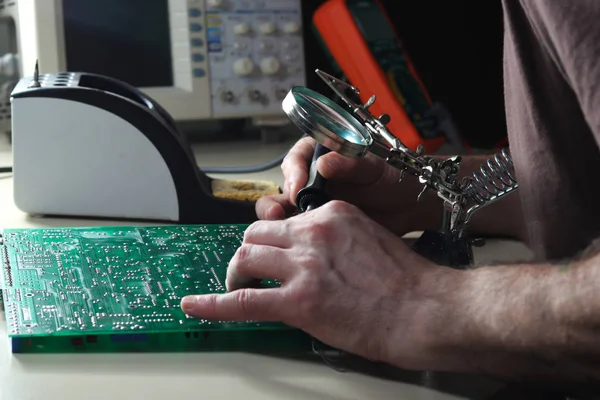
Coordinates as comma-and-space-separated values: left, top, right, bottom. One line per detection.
204, 0, 306, 118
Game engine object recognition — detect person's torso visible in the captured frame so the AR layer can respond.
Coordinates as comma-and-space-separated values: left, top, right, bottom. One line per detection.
502, 0, 600, 261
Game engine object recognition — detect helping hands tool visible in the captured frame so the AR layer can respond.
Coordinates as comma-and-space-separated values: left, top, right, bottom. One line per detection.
282, 70, 519, 268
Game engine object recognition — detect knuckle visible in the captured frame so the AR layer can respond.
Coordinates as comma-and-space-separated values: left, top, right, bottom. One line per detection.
242, 222, 261, 242
297, 135, 314, 148
234, 289, 252, 315
234, 243, 254, 266
280, 156, 291, 171
295, 250, 321, 273
327, 200, 356, 214
202, 294, 218, 316
307, 221, 336, 242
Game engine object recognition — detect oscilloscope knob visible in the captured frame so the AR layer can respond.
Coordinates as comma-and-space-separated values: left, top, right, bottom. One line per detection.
233, 57, 255, 76
259, 57, 281, 75
219, 89, 236, 104
233, 22, 251, 35
258, 22, 276, 35
207, 0, 223, 8
283, 22, 301, 34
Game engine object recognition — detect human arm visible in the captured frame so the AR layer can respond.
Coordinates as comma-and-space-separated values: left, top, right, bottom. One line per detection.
399, 241, 600, 389
257, 137, 527, 241
181, 201, 599, 390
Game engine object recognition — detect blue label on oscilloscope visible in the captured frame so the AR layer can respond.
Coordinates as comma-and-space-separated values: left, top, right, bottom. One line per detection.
206, 27, 222, 53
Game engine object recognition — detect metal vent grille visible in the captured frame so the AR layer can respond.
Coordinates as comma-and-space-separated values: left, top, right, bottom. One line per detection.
0, 79, 14, 134
0, 0, 16, 11
0, 0, 17, 132
0, 100, 10, 133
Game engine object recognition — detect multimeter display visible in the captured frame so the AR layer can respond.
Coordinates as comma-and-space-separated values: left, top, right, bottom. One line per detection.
347, 0, 439, 140
351, 5, 396, 40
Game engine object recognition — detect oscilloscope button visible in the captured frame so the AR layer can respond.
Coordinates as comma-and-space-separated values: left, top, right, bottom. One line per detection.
188, 8, 202, 17
190, 23, 203, 32
191, 38, 204, 47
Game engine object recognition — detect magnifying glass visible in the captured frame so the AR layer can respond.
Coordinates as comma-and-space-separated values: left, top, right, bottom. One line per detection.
282, 86, 373, 158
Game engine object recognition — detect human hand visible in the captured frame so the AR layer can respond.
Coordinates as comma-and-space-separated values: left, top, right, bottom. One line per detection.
181, 201, 457, 369
256, 136, 442, 236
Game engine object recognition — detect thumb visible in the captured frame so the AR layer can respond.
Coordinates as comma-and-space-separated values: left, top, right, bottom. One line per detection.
316, 152, 384, 185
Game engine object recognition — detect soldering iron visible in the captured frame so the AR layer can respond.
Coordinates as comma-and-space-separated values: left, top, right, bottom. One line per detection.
296, 143, 331, 212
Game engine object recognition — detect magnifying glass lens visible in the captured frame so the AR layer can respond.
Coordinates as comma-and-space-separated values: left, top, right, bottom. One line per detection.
282, 87, 372, 158
300, 95, 367, 146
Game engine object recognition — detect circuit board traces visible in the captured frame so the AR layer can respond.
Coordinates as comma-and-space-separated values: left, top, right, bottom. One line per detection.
0, 225, 288, 341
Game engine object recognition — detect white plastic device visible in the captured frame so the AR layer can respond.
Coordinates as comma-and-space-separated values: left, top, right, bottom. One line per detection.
13, 96, 181, 221
7, 0, 306, 123
10, 71, 259, 223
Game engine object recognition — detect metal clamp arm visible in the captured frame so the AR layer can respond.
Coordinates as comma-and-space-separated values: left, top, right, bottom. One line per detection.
282, 69, 519, 234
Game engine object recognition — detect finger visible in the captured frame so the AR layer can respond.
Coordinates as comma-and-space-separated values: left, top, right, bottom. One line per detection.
243, 219, 292, 248
316, 152, 385, 186
281, 137, 316, 203
181, 288, 284, 322
255, 194, 296, 220
226, 244, 294, 291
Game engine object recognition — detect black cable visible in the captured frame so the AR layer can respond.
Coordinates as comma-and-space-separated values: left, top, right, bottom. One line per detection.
199, 151, 288, 174
0, 166, 12, 173
198, 134, 310, 174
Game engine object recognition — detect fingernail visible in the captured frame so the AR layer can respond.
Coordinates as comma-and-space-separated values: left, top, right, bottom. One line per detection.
290, 182, 299, 197
268, 204, 283, 220
181, 295, 200, 313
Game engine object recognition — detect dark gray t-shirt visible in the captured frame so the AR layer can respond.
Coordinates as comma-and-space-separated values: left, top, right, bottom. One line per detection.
502, 0, 600, 261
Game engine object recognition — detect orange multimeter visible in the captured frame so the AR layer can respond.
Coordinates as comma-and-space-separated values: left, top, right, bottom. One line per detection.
312, 0, 447, 153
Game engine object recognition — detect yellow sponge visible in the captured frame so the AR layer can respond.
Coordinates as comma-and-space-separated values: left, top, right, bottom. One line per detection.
211, 179, 281, 202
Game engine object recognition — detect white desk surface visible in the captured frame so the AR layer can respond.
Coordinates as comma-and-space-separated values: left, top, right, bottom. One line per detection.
0, 134, 533, 400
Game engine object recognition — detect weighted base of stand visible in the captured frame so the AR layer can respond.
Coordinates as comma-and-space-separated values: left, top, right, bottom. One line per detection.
411, 230, 475, 269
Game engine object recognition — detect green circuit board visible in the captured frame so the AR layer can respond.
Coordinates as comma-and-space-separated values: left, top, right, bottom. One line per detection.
0, 225, 310, 354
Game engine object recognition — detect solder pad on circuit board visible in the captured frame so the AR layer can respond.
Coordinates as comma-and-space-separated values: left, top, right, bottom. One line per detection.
0, 225, 310, 354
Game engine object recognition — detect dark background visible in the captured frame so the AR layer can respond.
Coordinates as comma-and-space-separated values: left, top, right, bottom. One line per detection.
57, 0, 507, 148
300, 0, 507, 149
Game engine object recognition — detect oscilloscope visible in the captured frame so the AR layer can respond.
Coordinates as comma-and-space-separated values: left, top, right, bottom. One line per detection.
1, 0, 306, 124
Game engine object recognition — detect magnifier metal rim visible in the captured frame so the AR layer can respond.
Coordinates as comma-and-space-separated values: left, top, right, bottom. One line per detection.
282, 86, 372, 158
